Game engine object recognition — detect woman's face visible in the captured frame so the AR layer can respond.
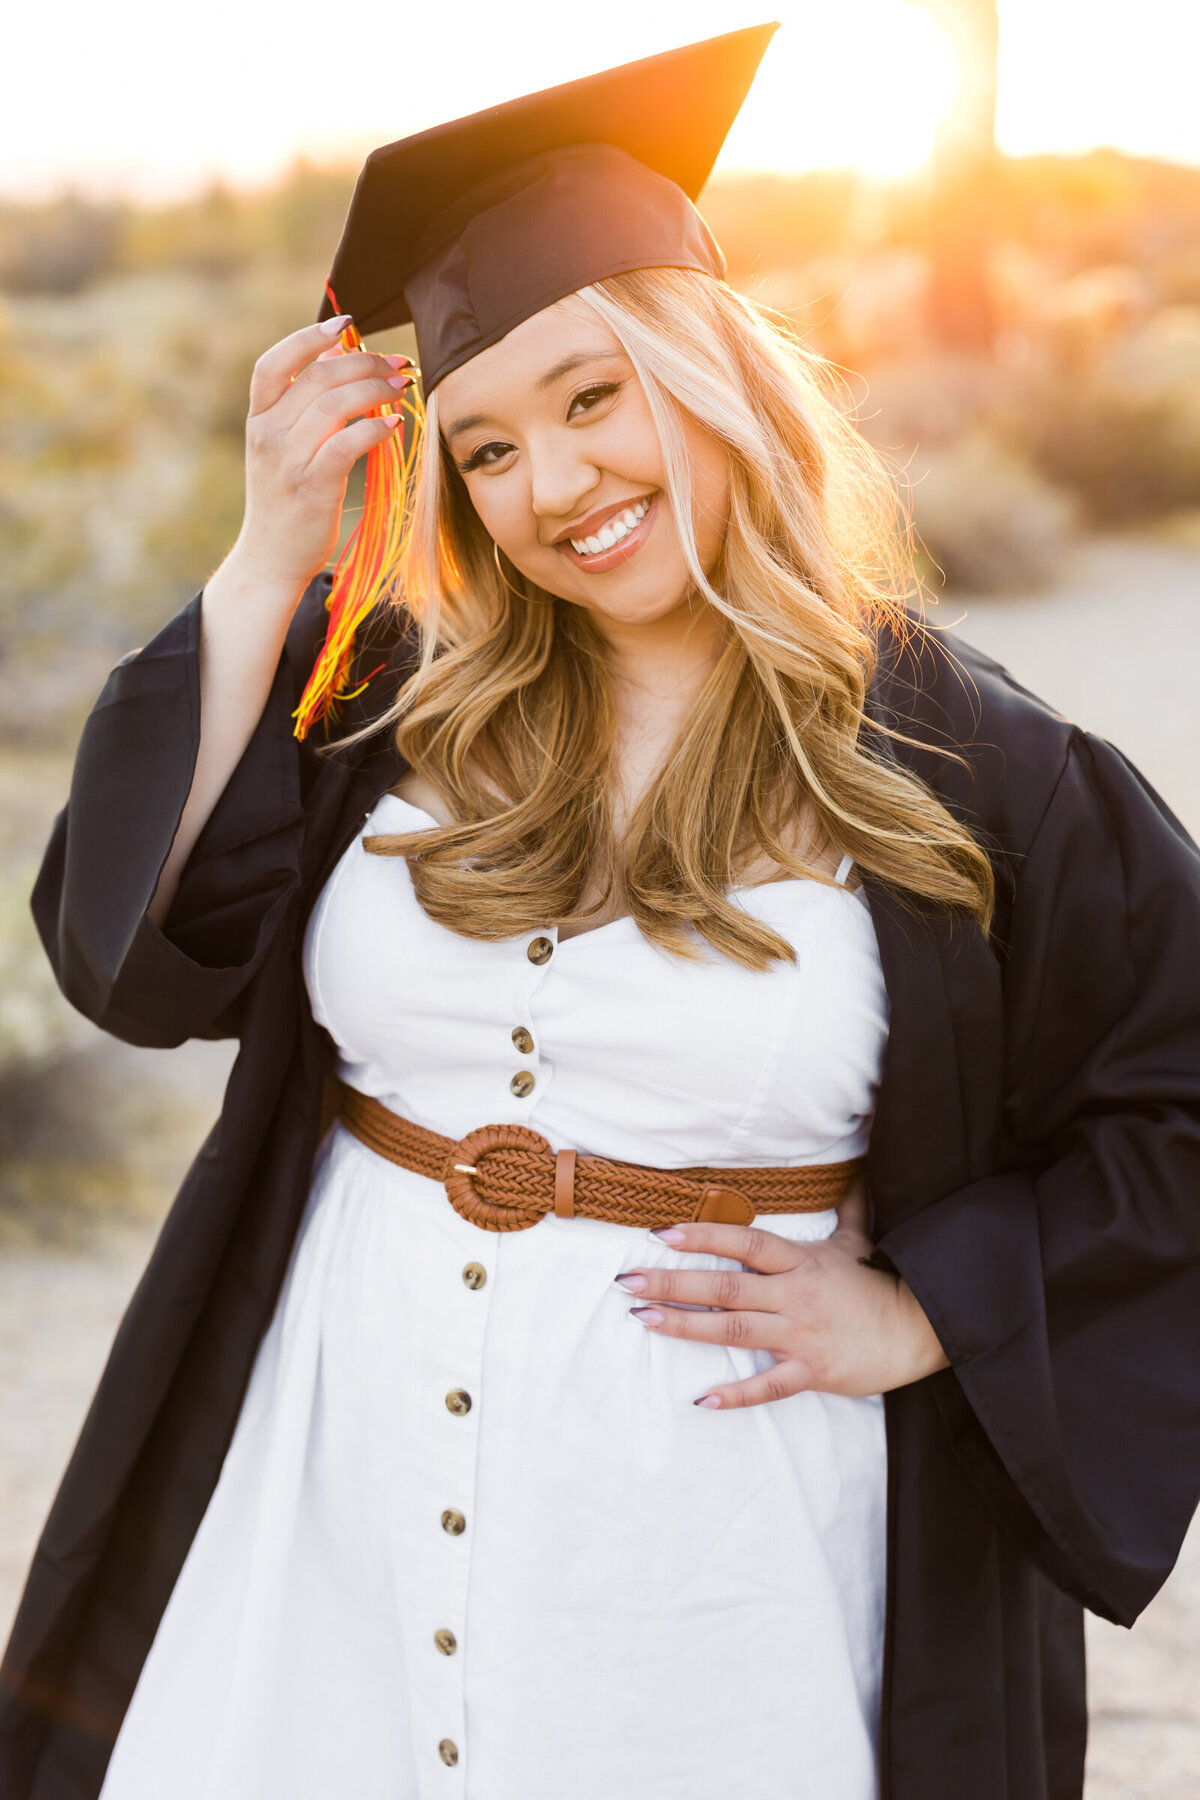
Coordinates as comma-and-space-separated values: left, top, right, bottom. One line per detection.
436, 295, 730, 630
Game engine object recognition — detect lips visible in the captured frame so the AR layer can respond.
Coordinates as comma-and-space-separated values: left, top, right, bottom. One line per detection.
561, 496, 651, 556
554, 492, 659, 573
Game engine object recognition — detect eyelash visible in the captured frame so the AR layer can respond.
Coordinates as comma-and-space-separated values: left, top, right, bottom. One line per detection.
457, 381, 622, 473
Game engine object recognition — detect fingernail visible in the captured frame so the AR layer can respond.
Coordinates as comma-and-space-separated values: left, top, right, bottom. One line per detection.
630, 1307, 663, 1327
651, 1226, 686, 1246
387, 374, 414, 389
694, 1394, 722, 1409
384, 354, 412, 369
615, 1273, 646, 1293
320, 313, 351, 336
383, 414, 403, 428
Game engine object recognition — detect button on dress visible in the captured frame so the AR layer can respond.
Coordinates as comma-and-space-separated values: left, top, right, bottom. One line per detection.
98, 791, 892, 1800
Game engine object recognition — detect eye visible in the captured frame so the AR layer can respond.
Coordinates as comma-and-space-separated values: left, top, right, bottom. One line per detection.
568, 381, 621, 419
458, 439, 515, 473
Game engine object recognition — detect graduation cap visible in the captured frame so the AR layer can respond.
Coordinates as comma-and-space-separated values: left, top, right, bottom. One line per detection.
295, 22, 779, 737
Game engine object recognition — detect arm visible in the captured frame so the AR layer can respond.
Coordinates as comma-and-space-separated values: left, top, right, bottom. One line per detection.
144, 555, 307, 930
32, 582, 315, 1046
874, 732, 1200, 1624
32, 317, 411, 1045
149, 318, 411, 924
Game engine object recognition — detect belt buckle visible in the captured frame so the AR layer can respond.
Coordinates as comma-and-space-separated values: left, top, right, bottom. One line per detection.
692, 1186, 756, 1226
443, 1123, 553, 1232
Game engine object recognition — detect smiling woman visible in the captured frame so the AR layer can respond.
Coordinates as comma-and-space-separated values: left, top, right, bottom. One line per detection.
5, 23, 1200, 1800
371, 268, 992, 961
439, 335, 686, 578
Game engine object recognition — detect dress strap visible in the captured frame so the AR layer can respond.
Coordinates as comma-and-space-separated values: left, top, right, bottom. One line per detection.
834, 853, 854, 887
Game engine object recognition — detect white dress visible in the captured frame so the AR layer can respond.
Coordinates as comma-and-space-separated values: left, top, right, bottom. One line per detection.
99, 791, 892, 1800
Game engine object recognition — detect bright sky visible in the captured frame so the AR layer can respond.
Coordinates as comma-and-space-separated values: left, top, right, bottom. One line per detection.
5, 0, 1199, 201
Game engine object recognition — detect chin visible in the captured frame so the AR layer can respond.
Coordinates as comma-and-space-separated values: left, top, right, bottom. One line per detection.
573, 556, 695, 611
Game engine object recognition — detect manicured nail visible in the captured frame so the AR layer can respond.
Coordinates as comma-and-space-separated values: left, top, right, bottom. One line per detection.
320, 313, 351, 336
615, 1273, 646, 1293
694, 1394, 722, 1409
630, 1307, 663, 1327
383, 414, 403, 428
387, 374, 413, 389
651, 1226, 686, 1246
384, 354, 412, 369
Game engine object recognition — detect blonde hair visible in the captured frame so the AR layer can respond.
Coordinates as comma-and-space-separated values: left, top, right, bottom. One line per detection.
360, 266, 993, 968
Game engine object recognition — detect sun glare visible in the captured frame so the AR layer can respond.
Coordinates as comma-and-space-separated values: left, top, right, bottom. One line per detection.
5, 1, 1198, 204
719, 2, 961, 180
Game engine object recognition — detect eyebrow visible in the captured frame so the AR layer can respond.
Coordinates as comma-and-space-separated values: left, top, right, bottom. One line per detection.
534, 349, 621, 391
443, 349, 624, 443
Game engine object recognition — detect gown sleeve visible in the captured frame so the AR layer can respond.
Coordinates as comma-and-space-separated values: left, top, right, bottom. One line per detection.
30, 575, 333, 1049
875, 728, 1200, 1626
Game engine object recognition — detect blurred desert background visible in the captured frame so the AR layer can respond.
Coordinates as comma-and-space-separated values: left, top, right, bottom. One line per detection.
2, 2, 1199, 1792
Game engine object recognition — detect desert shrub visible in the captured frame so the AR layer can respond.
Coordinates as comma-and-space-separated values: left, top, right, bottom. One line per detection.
907, 431, 1078, 593
857, 350, 999, 453
1014, 381, 1200, 523
0, 494, 89, 605
0, 1021, 236, 1246
0, 198, 122, 297
0, 835, 234, 1244
0, 1044, 216, 1245
140, 440, 247, 600
0, 862, 88, 1079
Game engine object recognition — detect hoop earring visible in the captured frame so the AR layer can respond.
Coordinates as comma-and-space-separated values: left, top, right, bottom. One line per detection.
493, 540, 553, 606
492, 536, 554, 608
493, 541, 528, 600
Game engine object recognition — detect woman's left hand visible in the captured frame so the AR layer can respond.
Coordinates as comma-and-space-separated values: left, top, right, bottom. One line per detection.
617, 1181, 950, 1410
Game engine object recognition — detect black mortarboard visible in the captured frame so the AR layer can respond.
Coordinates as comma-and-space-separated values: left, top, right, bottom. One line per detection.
317, 22, 779, 392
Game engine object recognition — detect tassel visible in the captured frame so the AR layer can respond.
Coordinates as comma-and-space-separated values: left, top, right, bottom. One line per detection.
293, 281, 423, 740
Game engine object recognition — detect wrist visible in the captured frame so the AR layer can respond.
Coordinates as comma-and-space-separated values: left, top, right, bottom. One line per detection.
896, 1279, 951, 1381
202, 541, 313, 631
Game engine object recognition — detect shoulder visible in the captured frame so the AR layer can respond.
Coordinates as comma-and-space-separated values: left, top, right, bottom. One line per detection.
869, 608, 1081, 857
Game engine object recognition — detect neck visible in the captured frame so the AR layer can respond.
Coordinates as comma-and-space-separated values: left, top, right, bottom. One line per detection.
591, 595, 726, 717
582, 597, 727, 827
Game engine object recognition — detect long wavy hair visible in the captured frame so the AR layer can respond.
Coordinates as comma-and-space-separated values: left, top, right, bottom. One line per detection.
358, 266, 994, 969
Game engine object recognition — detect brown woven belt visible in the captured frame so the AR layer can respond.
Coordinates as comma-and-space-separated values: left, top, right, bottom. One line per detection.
336, 1082, 862, 1233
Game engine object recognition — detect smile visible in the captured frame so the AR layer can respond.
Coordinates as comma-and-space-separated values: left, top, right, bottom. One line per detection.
557, 494, 658, 572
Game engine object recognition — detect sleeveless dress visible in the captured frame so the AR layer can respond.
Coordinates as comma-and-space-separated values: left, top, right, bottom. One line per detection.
99, 791, 892, 1800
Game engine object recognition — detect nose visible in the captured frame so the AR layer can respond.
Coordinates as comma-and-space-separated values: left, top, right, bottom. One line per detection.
526, 432, 601, 535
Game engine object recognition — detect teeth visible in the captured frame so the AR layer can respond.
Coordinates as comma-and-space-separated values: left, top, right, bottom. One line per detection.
568, 499, 652, 556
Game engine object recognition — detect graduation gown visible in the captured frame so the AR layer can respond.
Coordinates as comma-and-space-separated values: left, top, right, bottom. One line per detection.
3, 576, 1200, 1800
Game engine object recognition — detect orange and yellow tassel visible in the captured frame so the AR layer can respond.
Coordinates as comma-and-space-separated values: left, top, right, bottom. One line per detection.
293, 282, 424, 740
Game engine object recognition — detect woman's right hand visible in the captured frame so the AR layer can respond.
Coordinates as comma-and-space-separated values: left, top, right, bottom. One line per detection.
148, 319, 411, 927
230, 315, 413, 599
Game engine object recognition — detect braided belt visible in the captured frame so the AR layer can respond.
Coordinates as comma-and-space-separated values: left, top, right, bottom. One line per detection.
336, 1082, 862, 1233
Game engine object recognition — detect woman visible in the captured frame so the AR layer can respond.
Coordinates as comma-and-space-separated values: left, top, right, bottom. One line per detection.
4, 27, 1200, 1800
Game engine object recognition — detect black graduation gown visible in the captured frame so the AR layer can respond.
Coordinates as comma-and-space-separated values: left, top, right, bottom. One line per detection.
3, 575, 1200, 1800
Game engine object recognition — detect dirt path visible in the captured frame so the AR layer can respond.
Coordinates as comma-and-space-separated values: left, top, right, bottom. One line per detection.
2, 532, 1198, 1792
